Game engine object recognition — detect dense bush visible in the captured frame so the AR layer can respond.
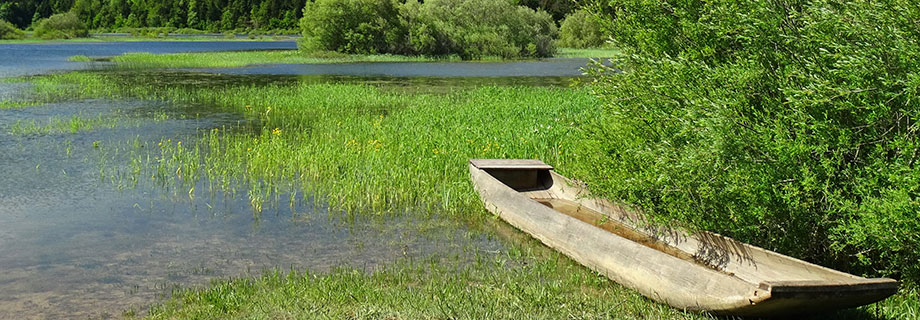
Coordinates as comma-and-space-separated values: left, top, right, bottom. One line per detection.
33, 12, 88, 39
557, 9, 606, 48
300, 0, 557, 59
406, 0, 556, 59
299, 0, 407, 54
0, 19, 25, 39
5, 0, 304, 32
578, 0, 920, 284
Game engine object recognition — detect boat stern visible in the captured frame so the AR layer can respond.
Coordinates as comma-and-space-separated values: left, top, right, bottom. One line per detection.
468, 159, 553, 191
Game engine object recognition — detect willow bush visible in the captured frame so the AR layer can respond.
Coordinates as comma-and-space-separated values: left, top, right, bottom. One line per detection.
300, 0, 556, 59
403, 0, 557, 59
33, 12, 88, 39
577, 0, 920, 284
557, 9, 606, 49
0, 19, 25, 39
298, 0, 407, 54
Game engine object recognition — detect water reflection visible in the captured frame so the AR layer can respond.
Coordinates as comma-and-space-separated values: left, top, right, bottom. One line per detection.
0, 97, 503, 319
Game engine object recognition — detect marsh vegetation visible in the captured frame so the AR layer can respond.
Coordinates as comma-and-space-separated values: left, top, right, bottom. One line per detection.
15, 65, 914, 319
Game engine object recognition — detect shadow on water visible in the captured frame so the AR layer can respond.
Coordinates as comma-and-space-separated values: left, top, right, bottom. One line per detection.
0, 95, 506, 319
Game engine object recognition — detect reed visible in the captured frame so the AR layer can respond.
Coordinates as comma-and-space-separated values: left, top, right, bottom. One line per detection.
127, 82, 597, 220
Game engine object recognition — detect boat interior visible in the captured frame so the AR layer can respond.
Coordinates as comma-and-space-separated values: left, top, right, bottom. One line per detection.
475, 163, 897, 291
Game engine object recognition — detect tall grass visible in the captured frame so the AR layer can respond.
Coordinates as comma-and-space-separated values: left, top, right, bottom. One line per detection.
141, 239, 722, 319
8, 114, 120, 135
140, 83, 595, 218
27, 72, 594, 218
31, 71, 915, 318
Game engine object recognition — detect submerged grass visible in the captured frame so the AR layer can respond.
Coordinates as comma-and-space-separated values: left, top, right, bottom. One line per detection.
67, 55, 93, 62
7, 111, 170, 135
25, 72, 592, 217
31, 71, 916, 318
139, 82, 591, 217
8, 114, 119, 135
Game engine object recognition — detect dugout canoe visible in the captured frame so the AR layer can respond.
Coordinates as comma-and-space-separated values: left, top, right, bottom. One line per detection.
468, 159, 898, 317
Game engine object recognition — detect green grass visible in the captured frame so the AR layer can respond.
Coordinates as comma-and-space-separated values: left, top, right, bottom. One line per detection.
31, 71, 917, 319
107, 50, 450, 69
555, 47, 622, 58
140, 254, 917, 320
91, 47, 614, 70
67, 55, 93, 62
7, 111, 170, 135
125, 81, 593, 216
139, 236, 723, 320
8, 114, 119, 135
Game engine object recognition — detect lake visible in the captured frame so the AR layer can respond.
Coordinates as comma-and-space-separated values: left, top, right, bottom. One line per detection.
0, 40, 592, 318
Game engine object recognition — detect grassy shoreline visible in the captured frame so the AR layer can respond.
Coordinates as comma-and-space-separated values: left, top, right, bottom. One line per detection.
24, 71, 916, 319
64, 47, 622, 69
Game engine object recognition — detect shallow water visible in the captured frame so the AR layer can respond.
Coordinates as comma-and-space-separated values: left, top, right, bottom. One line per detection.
0, 41, 585, 318
0, 98, 502, 319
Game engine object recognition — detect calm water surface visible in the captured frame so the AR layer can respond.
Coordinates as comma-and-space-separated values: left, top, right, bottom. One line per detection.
0, 40, 297, 77
0, 41, 589, 318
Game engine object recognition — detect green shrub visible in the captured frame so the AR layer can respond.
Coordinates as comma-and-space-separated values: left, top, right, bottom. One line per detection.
579, 0, 920, 283
557, 9, 606, 49
173, 28, 207, 35
34, 12, 89, 39
299, 0, 408, 54
406, 0, 557, 59
299, 0, 557, 59
0, 19, 25, 40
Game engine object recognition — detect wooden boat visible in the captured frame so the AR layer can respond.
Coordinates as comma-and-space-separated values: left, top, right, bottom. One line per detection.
468, 159, 899, 317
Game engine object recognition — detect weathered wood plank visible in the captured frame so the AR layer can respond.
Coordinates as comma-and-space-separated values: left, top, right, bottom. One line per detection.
469, 159, 553, 170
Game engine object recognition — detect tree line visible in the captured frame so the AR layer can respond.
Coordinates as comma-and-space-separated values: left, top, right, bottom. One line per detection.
3, 0, 307, 32
0, 0, 574, 32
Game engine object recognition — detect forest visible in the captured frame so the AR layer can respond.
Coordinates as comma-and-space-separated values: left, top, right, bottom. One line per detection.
0, 0, 574, 32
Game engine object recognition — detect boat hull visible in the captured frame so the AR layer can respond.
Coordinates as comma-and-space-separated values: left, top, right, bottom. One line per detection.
468, 159, 898, 316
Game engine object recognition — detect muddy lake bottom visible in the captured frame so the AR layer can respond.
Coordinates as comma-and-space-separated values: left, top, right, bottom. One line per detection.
0, 66, 580, 318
